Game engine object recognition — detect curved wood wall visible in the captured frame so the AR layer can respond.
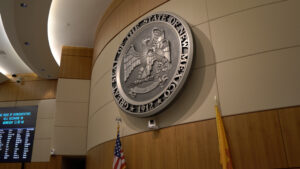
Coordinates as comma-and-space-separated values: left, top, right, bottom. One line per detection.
87, 106, 300, 169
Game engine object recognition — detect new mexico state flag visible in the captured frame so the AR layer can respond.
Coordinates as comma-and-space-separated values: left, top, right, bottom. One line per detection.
215, 105, 233, 169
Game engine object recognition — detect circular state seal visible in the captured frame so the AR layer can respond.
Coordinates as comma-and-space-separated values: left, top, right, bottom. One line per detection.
112, 12, 193, 117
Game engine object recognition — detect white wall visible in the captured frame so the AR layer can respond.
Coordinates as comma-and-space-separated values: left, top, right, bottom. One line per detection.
88, 0, 300, 150
0, 99, 56, 162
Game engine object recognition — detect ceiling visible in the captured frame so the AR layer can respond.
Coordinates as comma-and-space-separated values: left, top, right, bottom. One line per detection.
0, 0, 111, 81
0, 73, 8, 83
48, 0, 112, 65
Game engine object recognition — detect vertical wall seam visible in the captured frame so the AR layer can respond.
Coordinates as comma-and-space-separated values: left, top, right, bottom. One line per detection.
277, 110, 290, 167
204, 0, 221, 112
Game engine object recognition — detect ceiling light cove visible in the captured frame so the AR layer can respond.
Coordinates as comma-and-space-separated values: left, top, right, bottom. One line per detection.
0, 14, 32, 75
47, 0, 113, 66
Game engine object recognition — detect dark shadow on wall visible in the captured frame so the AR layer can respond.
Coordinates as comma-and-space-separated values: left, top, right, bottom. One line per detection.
120, 24, 217, 131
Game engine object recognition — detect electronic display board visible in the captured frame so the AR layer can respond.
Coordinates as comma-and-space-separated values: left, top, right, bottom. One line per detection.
0, 106, 37, 162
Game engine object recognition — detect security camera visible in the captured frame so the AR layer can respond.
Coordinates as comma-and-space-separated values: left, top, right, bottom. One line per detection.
50, 148, 55, 155
148, 119, 158, 130
16, 77, 22, 83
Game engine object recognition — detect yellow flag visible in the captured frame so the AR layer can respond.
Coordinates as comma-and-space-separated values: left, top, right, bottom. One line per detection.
215, 105, 233, 169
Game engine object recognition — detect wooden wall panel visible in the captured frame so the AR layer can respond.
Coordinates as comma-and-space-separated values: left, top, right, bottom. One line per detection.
0, 163, 21, 169
93, 0, 169, 64
86, 144, 103, 169
0, 82, 19, 101
175, 119, 221, 169
279, 107, 300, 167
122, 127, 178, 169
101, 141, 115, 169
0, 74, 57, 102
87, 106, 300, 169
223, 110, 288, 169
17, 80, 57, 100
59, 46, 93, 80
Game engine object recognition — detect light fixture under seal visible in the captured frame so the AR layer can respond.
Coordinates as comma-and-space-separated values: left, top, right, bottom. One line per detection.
111, 12, 194, 117
20, 3, 28, 8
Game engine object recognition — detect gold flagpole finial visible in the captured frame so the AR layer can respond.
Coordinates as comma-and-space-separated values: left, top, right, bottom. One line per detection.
116, 117, 122, 131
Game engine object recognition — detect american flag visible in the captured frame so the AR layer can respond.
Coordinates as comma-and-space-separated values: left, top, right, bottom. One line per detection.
113, 126, 126, 169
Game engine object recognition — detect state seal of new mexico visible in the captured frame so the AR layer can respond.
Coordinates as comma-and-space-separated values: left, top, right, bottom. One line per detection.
112, 12, 193, 117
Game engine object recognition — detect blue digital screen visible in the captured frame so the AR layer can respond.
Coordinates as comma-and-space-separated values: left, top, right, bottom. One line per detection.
0, 106, 37, 162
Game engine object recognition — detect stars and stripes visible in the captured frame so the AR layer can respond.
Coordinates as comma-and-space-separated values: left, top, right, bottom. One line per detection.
113, 124, 126, 169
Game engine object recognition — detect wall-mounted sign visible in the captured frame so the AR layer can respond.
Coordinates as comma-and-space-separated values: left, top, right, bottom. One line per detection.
0, 106, 37, 162
112, 12, 193, 117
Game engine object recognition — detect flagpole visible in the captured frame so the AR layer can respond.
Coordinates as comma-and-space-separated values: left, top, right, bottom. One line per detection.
115, 117, 122, 135
214, 96, 233, 169
113, 117, 127, 169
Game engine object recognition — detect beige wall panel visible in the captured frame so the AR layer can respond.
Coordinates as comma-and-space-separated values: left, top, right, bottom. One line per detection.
87, 101, 125, 150
278, 107, 300, 167
191, 23, 215, 69
15, 100, 39, 106
217, 47, 300, 115
35, 119, 53, 139
53, 126, 87, 155
224, 110, 288, 169
175, 120, 221, 169
0, 101, 16, 107
89, 24, 217, 143
56, 79, 90, 102
91, 29, 127, 88
55, 102, 88, 127
17, 80, 57, 100
31, 139, 51, 162
93, 0, 168, 61
0, 83, 19, 101
207, 0, 281, 19
210, 0, 300, 62
16, 99, 56, 119
89, 72, 113, 116
157, 66, 218, 127
151, 0, 208, 26
35, 99, 56, 119
122, 127, 178, 169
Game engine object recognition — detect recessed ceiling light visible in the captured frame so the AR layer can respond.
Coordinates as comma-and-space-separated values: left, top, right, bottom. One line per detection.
24, 42, 30, 46
20, 3, 28, 8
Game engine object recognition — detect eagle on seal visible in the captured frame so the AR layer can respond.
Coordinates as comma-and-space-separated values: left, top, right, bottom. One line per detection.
123, 28, 171, 83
